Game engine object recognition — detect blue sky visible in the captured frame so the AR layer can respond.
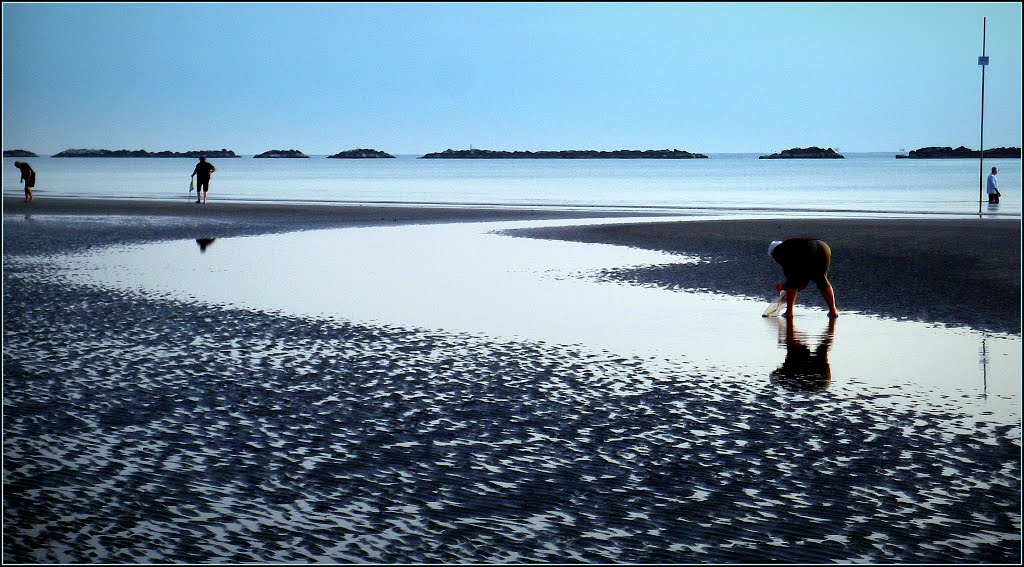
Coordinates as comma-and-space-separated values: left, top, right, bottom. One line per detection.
2, 2, 1021, 155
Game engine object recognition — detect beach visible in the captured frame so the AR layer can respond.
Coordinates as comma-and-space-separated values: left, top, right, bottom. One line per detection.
3, 197, 1021, 563
510, 216, 1022, 335
5, 197, 1020, 334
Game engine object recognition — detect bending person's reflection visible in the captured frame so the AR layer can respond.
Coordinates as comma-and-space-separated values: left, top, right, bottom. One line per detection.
770, 317, 836, 391
196, 238, 217, 253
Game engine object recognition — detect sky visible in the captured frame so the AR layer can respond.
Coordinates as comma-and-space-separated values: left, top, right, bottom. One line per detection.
2, 2, 1021, 155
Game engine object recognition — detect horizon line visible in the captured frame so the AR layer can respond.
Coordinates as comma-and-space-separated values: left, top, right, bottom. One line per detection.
6, 145, 1023, 158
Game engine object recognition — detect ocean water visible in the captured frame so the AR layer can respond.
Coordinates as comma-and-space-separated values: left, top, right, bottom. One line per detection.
3, 153, 1021, 217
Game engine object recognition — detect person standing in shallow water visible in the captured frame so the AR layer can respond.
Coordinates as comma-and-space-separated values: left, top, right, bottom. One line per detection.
987, 166, 1000, 204
190, 156, 216, 204
768, 237, 839, 319
14, 161, 35, 203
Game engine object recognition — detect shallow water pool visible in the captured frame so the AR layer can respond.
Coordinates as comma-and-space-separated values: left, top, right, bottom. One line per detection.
43, 216, 1021, 424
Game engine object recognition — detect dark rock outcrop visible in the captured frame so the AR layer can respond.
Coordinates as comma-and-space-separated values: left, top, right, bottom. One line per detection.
3, 150, 37, 158
419, 148, 708, 159
52, 148, 239, 158
253, 149, 309, 158
759, 147, 844, 159
327, 149, 395, 159
896, 146, 1022, 159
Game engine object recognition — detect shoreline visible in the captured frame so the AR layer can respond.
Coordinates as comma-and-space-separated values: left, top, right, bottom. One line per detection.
509, 217, 1022, 335
3, 197, 1022, 334
1, 197, 664, 257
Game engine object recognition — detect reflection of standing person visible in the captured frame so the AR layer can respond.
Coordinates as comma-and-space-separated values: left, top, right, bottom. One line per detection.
14, 161, 35, 203
770, 317, 835, 391
190, 156, 216, 204
987, 166, 1000, 204
769, 238, 839, 319
195, 238, 216, 253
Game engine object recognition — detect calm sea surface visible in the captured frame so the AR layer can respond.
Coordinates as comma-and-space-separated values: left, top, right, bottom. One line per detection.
3, 153, 1020, 217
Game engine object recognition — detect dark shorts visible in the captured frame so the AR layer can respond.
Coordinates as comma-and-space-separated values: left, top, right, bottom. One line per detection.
772, 238, 832, 291
24, 173, 35, 188
197, 178, 210, 192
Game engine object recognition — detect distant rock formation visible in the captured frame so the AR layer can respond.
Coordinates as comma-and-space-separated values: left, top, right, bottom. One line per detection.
327, 149, 395, 158
52, 148, 239, 158
759, 147, 844, 159
3, 149, 37, 157
895, 146, 1022, 159
253, 149, 309, 158
420, 148, 708, 159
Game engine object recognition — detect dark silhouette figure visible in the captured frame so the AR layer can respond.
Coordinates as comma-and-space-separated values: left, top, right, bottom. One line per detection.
190, 156, 216, 204
768, 238, 839, 319
14, 161, 35, 203
196, 238, 217, 253
770, 317, 836, 391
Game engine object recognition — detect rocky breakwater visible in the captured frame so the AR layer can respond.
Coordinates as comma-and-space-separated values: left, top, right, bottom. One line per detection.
3, 149, 38, 157
253, 149, 310, 158
420, 148, 709, 159
52, 148, 239, 158
327, 149, 395, 158
896, 146, 1022, 159
759, 147, 844, 159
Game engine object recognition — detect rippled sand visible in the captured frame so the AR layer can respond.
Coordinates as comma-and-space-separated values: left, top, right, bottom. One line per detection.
3, 206, 1021, 563
4, 275, 1020, 563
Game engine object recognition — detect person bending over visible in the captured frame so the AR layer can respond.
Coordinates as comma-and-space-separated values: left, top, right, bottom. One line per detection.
768, 237, 839, 319
14, 161, 35, 203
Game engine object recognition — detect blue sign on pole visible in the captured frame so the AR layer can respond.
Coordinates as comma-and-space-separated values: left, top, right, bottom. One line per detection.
979, 56, 990, 65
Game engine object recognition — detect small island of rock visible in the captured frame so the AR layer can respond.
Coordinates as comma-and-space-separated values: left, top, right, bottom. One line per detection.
3, 149, 38, 158
895, 146, 1022, 159
759, 147, 844, 159
253, 149, 310, 158
419, 148, 708, 159
327, 149, 395, 159
52, 148, 239, 158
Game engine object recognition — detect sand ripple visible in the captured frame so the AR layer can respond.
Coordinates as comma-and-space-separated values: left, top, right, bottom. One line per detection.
3, 266, 1021, 563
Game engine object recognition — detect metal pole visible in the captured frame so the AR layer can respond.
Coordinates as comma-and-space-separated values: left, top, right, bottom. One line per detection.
981, 335, 988, 396
979, 17, 987, 215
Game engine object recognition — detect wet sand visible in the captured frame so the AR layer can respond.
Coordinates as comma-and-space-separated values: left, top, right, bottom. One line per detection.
3, 197, 1022, 563
2, 197, 655, 257
6, 198, 1020, 336
510, 217, 1022, 335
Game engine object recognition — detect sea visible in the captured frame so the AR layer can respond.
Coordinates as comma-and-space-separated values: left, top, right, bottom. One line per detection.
3, 152, 1021, 217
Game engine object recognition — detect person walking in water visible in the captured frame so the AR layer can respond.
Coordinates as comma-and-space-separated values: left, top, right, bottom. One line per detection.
13, 161, 35, 203
987, 166, 1000, 204
768, 237, 839, 319
190, 156, 216, 204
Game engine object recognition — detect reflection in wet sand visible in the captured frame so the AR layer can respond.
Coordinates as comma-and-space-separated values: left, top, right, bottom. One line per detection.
770, 318, 835, 391
195, 238, 216, 253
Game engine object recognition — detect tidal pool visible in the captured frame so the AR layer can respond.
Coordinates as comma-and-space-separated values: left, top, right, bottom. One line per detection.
45, 216, 1020, 423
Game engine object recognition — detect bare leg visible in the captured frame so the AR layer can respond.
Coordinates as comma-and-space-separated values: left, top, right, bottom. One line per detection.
783, 288, 798, 318
819, 279, 839, 318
